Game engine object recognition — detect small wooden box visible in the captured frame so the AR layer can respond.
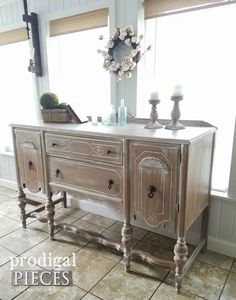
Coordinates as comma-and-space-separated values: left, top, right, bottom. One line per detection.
41, 109, 72, 123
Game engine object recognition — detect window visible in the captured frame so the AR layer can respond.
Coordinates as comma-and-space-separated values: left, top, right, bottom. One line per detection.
0, 30, 36, 152
48, 9, 110, 117
140, 2, 236, 192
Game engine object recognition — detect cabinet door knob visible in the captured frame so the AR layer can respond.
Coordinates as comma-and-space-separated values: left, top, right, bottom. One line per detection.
28, 160, 33, 169
107, 179, 114, 190
52, 143, 57, 147
148, 185, 156, 198
107, 150, 112, 154
55, 169, 61, 177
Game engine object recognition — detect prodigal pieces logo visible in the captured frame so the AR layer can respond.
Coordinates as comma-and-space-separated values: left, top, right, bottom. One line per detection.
10, 252, 76, 286
12, 270, 72, 286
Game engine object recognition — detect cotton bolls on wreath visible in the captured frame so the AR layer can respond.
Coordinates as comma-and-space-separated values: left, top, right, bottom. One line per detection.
97, 25, 151, 81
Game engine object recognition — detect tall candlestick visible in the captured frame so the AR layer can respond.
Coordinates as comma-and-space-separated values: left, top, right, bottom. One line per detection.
165, 94, 185, 130
145, 99, 163, 129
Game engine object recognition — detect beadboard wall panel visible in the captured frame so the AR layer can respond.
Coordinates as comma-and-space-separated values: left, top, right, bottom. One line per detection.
0, 1, 22, 29
208, 196, 236, 257
218, 200, 236, 241
0, 153, 16, 189
0, 0, 111, 28
208, 197, 222, 237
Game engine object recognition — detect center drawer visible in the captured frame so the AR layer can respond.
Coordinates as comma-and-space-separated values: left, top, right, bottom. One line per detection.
45, 133, 123, 164
48, 157, 123, 200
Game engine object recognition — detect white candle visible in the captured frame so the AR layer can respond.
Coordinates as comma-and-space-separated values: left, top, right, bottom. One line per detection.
150, 91, 159, 100
173, 85, 183, 96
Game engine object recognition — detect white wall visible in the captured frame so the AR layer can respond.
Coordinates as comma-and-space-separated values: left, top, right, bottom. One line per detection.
0, 0, 236, 258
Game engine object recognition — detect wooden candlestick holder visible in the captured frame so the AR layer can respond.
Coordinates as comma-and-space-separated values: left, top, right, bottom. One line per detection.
145, 99, 163, 129
165, 95, 185, 130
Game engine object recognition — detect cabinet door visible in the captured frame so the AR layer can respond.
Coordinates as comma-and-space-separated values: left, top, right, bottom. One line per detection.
130, 142, 179, 232
15, 130, 44, 193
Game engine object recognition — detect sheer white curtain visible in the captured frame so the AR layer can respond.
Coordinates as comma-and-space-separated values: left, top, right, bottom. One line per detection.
48, 26, 110, 117
139, 4, 236, 192
0, 41, 36, 152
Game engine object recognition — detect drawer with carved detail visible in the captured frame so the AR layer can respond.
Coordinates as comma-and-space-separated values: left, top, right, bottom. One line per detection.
130, 142, 180, 233
48, 157, 123, 201
45, 133, 123, 164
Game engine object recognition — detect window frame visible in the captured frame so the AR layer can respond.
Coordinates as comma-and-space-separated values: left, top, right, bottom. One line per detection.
142, 0, 236, 198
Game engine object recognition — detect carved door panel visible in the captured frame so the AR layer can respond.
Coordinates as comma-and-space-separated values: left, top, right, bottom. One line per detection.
130, 142, 180, 232
15, 130, 44, 193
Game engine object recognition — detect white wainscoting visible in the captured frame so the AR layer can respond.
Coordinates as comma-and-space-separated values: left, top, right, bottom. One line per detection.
0, 152, 17, 190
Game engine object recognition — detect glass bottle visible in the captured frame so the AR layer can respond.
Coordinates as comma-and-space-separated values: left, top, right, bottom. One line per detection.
102, 104, 116, 125
118, 99, 127, 126
110, 104, 116, 125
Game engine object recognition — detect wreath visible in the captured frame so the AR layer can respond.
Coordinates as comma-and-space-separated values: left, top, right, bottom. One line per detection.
98, 25, 150, 81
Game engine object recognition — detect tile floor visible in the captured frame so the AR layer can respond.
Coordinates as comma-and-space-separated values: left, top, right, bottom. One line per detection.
0, 187, 235, 300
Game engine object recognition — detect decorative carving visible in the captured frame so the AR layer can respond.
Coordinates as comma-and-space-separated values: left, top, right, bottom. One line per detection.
57, 141, 68, 149
147, 212, 159, 225
92, 145, 104, 156
45, 194, 55, 240
17, 188, 26, 228
121, 223, 133, 272
139, 157, 168, 172
174, 237, 188, 292
21, 141, 37, 149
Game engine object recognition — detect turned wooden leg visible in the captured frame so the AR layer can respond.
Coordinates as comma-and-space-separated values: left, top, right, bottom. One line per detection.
61, 191, 67, 208
200, 206, 209, 252
121, 223, 133, 272
18, 187, 27, 228
174, 237, 188, 293
45, 193, 55, 240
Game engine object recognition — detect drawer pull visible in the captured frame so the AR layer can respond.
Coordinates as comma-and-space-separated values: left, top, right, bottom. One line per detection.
148, 185, 156, 198
52, 143, 57, 147
55, 169, 61, 178
108, 179, 114, 190
107, 150, 112, 154
28, 160, 33, 169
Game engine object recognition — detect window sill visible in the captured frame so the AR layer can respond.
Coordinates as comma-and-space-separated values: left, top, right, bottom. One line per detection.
0, 151, 14, 156
210, 190, 236, 202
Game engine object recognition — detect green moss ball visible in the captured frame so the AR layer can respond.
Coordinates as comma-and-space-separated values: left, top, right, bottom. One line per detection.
55, 102, 67, 109
40, 92, 59, 109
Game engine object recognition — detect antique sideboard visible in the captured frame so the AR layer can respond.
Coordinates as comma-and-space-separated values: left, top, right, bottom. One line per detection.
11, 120, 216, 292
